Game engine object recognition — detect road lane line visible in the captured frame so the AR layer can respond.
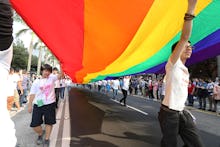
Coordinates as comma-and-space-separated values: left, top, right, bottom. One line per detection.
110, 99, 148, 116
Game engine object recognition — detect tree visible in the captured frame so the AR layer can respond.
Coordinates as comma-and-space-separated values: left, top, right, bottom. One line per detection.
14, 11, 37, 73
11, 40, 38, 70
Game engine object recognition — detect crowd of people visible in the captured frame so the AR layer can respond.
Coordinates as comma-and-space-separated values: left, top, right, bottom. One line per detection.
5, 65, 73, 147
81, 74, 220, 114
6, 67, 72, 112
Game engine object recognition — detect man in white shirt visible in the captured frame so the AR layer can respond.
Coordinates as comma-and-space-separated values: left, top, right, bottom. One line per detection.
119, 76, 131, 106
158, 0, 204, 146
111, 79, 120, 99
0, 1, 17, 146
28, 64, 63, 147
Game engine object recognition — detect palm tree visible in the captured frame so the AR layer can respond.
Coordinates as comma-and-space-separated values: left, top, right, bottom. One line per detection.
14, 12, 38, 73
16, 29, 36, 73
33, 41, 47, 75
44, 49, 58, 67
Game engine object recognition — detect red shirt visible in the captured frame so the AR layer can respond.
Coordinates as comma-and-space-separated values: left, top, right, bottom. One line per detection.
188, 83, 195, 94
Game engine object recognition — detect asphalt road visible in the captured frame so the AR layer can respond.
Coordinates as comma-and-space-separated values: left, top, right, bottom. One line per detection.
12, 87, 220, 147
68, 88, 220, 147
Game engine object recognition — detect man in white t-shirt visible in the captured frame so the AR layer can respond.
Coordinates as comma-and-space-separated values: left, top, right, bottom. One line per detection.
0, 1, 17, 146
111, 79, 120, 99
28, 64, 63, 147
119, 76, 131, 106
158, 0, 203, 147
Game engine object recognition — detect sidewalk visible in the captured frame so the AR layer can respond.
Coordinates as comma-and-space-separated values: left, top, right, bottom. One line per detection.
11, 105, 37, 147
11, 97, 68, 147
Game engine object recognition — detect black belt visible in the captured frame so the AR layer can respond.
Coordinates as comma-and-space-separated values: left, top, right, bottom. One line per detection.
161, 104, 183, 114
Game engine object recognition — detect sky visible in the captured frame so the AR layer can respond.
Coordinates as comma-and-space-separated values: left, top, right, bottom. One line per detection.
13, 21, 31, 47
13, 21, 39, 56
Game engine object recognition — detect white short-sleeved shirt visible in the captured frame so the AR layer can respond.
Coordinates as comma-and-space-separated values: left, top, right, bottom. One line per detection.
112, 79, 120, 90
54, 79, 60, 88
7, 73, 21, 96
30, 74, 58, 106
162, 58, 189, 111
122, 78, 130, 91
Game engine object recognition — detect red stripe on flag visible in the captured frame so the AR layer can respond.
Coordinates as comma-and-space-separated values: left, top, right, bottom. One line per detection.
10, 0, 84, 82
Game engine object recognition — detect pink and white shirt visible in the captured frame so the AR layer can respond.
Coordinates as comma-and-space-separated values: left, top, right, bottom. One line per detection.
30, 74, 58, 105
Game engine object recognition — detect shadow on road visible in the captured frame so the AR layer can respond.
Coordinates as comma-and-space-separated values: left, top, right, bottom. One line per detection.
69, 89, 105, 137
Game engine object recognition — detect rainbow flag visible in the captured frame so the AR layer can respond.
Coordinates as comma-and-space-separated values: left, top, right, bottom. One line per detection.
11, 0, 220, 83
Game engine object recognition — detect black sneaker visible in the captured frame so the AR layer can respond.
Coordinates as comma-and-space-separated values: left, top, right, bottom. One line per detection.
43, 139, 50, 147
36, 135, 43, 145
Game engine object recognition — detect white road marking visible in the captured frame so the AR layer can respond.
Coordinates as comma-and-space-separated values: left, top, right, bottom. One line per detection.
110, 99, 148, 116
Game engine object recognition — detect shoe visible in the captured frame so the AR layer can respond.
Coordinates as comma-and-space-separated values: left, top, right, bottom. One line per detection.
36, 135, 43, 145
208, 109, 212, 111
43, 139, 50, 147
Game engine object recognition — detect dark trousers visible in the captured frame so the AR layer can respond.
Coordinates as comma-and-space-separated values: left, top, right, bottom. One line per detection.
158, 105, 204, 147
148, 89, 154, 98
188, 94, 194, 106
55, 88, 60, 108
120, 89, 128, 105
199, 96, 206, 109
60, 87, 65, 99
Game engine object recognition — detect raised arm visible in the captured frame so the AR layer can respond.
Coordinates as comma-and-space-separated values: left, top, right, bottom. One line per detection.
58, 64, 64, 79
170, 0, 197, 64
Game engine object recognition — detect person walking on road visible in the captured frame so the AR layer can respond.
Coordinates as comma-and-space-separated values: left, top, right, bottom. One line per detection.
158, 0, 204, 147
120, 76, 131, 106
28, 64, 63, 147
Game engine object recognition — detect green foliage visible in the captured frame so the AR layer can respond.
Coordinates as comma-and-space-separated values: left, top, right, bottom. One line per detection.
11, 40, 38, 70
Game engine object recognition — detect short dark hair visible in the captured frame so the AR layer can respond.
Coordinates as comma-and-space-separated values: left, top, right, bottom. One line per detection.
171, 40, 191, 53
41, 64, 52, 73
53, 67, 58, 71
10, 67, 14, 73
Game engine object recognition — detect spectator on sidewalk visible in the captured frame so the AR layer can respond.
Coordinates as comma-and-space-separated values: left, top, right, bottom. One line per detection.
28, 64, 63, 147
59, 77, 66, 99
187, 79, 195, 106
148, 76, 154, 99
198, 79, 208, 110
20, 69, 29, 106
207, 79, 214, 111
7, 67, 23, 111
111, 78, 120, 100
65, 77, 72, 92
158, 0, 204, 146
213, 80, 220, 113
53, 67, 61, 108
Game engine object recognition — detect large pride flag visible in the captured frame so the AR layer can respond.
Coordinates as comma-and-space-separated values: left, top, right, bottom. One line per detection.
11, 0, 220, 83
